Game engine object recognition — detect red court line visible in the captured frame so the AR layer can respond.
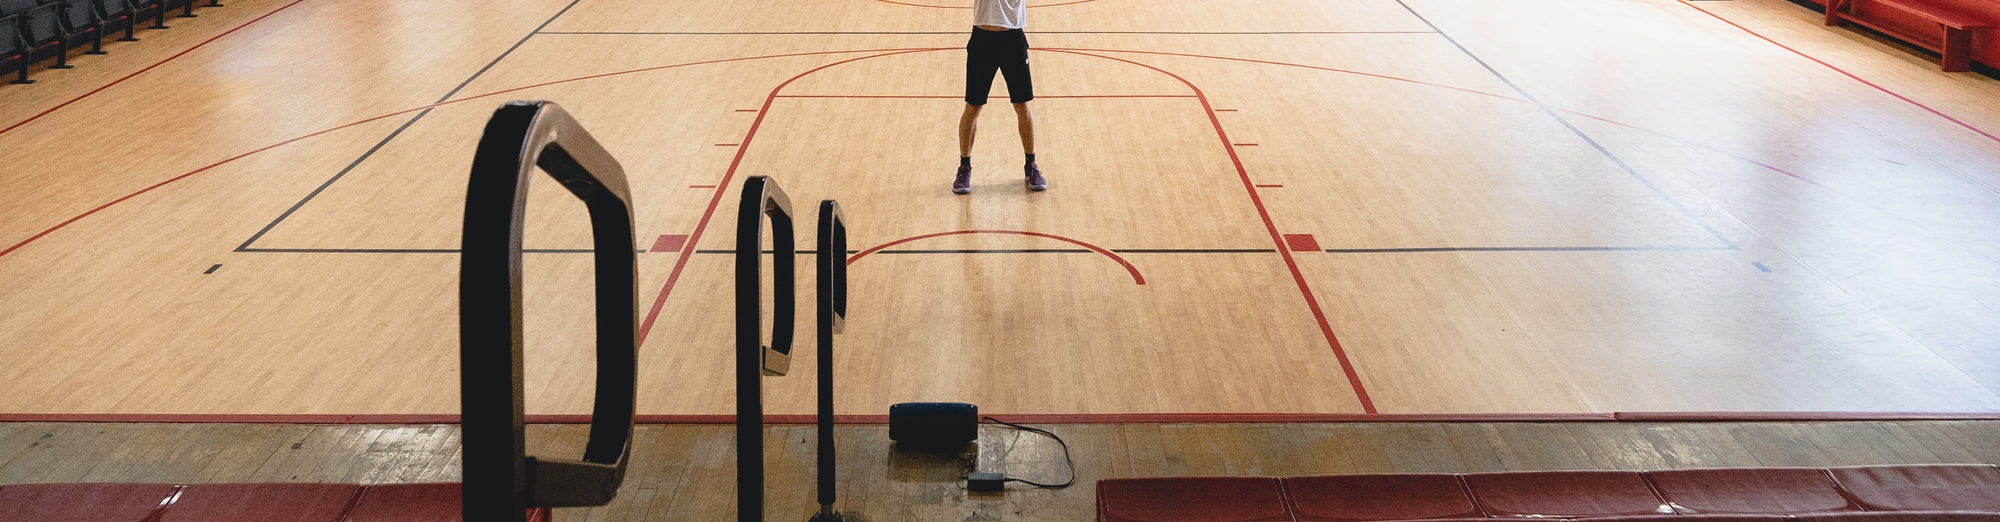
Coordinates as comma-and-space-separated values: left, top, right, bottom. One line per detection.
0, 47, 940, 262
1048, 48, 1378, 414
0, 107, 436, 258
0, 0, 312, 137
1284, 234, 1321, 252
1043, 46, 1533, 104
688, 184, 717, 188
633, 49, 941, 347
1234, 143, 1258, 147
714, 143, 739, 146
1677, 0, 2000, 146
1042, 46, 1840, 189
1551, 108, 1835, 189
0, 46, 1968, 422
1256, 184, 1283, 188
847, 229, 1146, 285
650, 234, 688, 253
10, 411, 2000, 424
0, 46, 1839, 263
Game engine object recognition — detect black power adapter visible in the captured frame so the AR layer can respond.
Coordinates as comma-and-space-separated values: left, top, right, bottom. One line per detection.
967, 472, 1007, 492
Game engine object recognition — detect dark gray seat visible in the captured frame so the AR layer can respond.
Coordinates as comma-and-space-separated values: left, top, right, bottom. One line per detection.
0, 0, 62, 83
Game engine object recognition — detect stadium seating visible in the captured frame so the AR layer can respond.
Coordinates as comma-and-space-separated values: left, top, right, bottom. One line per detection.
0, 0, 219, 84
0, 0, 62, 82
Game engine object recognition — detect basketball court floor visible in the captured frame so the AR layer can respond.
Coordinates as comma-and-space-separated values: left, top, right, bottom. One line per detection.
3, 0, 2000, 423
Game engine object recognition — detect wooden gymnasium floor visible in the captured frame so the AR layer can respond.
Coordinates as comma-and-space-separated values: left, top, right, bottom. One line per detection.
5, 0, 2000, 422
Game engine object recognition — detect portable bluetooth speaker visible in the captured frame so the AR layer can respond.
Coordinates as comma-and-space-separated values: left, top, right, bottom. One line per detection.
888, 402, 978, 451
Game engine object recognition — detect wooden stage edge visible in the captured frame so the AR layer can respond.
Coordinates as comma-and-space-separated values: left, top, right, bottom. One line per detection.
6, 412, 2000, 424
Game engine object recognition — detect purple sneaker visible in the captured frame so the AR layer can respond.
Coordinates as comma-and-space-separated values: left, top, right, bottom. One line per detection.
1025, 163, 1047, 191
953, 165, 972, 194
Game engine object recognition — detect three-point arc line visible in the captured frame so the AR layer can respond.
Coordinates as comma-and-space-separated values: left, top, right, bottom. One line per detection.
846, 230, 1145, 285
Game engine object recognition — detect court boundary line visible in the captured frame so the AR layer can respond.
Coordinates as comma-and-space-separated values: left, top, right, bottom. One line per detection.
1046, 48, 1378, 413
3, 47, 1847, 417
0, 0, 312, 137
0, 46, 1844, 261
618, 47, 1376, 412
7, 411, 2000, 424
233, 0, 587, 252
1675, 0, 2000, 146
1393, 0, 1740, 250
632, 49, 942, 347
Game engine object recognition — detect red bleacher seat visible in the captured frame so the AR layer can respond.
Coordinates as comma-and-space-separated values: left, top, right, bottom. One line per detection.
0, 482, 546, 521
1791, 513, 2000, 521
0, 483, 179, 521
1827, 464, 2000, 511
1461, 471, 1674, 518
1568, 512, 1792, 516
158, 483, 365, 521
1645, 467, 1859, 514
1281, 474, 1480, 521
1097, 477, 1292, 522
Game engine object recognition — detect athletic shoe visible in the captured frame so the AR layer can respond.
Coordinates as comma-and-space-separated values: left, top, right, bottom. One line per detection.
953, 165, 972, 194
1025, 163, 1047, 191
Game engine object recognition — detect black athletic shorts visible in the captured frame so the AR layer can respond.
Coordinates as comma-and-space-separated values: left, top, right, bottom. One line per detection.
965, 28, 1033, 106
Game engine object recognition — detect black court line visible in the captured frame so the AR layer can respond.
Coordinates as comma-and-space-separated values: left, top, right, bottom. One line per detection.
1392, 0, 1740, 250
1323, 246, 1739, 253
692, 248, 1275, 255
693, 249, 1097, 255
235, 0, 586, 252
536, 30, 1440, 35
875, 249, 1092, 254
237, 248, 646, 254
203, 264, 222, 274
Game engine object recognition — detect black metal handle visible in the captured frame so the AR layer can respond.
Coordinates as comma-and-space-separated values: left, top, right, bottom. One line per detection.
736, 175, 796, 522
462, 101, 636, 521
815, 200, 848, 513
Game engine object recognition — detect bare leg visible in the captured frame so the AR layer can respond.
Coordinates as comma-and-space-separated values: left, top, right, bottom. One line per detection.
1013, 102, 1035, 155
959, 104, 983, 158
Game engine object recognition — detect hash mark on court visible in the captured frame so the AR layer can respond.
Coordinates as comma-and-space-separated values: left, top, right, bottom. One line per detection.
652, 235, 690, 253
1754, 262, 1772, 272
203, 264, 222, 274
1283, 234, 1320, 252
1256, 184, 1283, 188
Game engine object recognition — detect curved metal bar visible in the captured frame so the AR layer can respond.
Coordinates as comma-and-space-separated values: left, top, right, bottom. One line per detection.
815, 200, 848, 516
462, 101, 636, 520
736, 175, 796, 522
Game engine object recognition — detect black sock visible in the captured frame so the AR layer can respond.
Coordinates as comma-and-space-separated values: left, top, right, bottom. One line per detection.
1025, 153, 1036, 166
960, 157, 971, 168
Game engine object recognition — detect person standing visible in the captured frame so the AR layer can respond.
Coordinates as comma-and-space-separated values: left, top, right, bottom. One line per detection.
954, 0, 1047, 194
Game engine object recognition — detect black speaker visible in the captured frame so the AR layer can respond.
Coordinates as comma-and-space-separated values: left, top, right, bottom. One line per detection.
888, 402, 977, 451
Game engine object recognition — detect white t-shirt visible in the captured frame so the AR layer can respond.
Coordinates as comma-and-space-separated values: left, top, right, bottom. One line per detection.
973, 0, 1027, 29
